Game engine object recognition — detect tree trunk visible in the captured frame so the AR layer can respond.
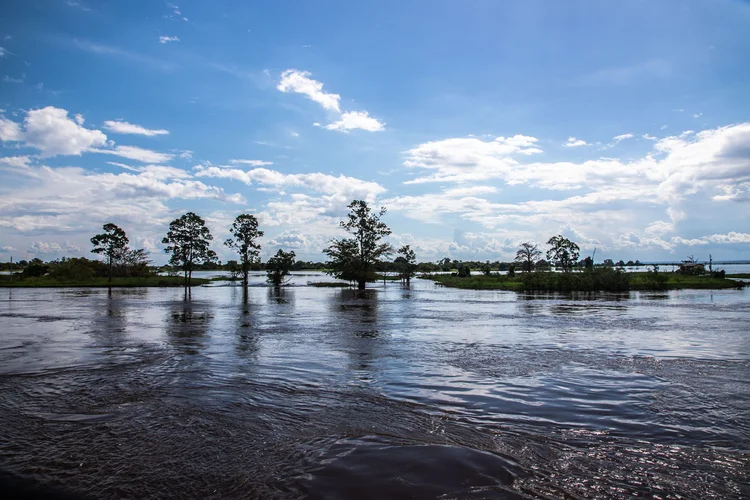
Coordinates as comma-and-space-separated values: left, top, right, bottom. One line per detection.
357, 279, 366, 290
243, 270, 248, 289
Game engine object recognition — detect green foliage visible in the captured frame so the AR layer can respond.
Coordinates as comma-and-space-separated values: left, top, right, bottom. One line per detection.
516, 242, 542, 272
48, 257, 106, 282
162, 212, 216, 289
546, 235, 580, 272
266, 249, 296, 286
521, 268, 630, 291
395, 245, 417, 283
324, 200, 392, 290
91, 223, 129, 281
22, 258, 49, 277
457, 264, 471, 277
225, 214, 264, 286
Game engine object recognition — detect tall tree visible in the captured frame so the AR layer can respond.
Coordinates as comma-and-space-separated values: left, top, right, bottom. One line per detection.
324, 200, 392, 290
266, 249, 296, 286
162, 212, 216, 292
91, 223, 129, 284
395, 245, 417, 284
225, 214, 264, 288
546, 235, 580, 272
515, 242, 541, 273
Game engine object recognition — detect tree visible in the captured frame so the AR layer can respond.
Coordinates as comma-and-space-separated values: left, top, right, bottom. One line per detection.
225, 214, 264, 288
91, 223, 129, 284
515, 242, 541, 273
602, 259, 615, 267
395, 245, 417, 284
266, 249, 296, 286
324, 200, 393, 290
546, 235, 580, 272
119, 248, 151, 277
162, 212, 217, 292
226, 260, 241, 280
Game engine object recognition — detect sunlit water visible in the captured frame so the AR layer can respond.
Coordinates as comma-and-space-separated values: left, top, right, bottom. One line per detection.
1, 273, 748, 499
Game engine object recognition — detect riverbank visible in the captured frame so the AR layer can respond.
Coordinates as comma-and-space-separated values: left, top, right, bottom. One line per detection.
0, 276, 210, 288
423, 271, 746, 291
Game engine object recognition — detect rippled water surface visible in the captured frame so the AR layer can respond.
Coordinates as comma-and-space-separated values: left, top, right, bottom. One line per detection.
1, 274, 749, 499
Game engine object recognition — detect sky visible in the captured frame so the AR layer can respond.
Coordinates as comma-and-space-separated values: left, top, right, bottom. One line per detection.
1, 0, 749, 265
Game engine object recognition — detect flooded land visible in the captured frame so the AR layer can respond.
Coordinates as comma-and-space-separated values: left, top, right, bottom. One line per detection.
0, 273, 748, 499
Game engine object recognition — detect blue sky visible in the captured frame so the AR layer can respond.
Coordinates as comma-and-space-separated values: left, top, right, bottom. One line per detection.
1, 0, 749, 264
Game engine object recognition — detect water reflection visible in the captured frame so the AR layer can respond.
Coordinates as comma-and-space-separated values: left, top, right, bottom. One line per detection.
165, 300, 213, 355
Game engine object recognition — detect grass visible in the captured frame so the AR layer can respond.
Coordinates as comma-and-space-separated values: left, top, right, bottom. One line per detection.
727, 273, 750, 279
0, 275, 210, 288
423, 271, 746, 292
308, 281, 351, 287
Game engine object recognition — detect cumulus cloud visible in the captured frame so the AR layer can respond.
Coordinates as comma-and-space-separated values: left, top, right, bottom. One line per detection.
21, 107, 107, 156
277, 69, 341, 112
28, 241, 80, 255
564, 136, 588, 147
403, 135, 542, 183
0, 115, 23, 141
0, 245, 16, 252
325, 111, 385, 132
103, 120, 169, 136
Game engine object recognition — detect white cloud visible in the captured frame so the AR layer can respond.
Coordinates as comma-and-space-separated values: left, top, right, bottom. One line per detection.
277, 69, 341, 112
229, 159, 274, 167
0, 245, 16, 252
23, 106, 107, 156
91, 145, 174, 163
403, 135, 542, 184
611, 133, 634, 145
159, 36, 180, 44
564, 136, 588, 147
0, 115, 23, 141
103, 120, 169, 136
4, 74, 25, 83
325, 111, 385, 132
0, 47, 8, 57
28, 241, 81, 255
642, 133, 658, 141
195, 166, 386, 202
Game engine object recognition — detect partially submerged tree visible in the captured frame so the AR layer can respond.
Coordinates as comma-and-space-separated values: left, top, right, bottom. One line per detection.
324, 200, 392, 290
546, 235, 580, 272
91, 223, 129, 284
515, 242, 541, 273
225, 214, 264, 288
266, 249, 296, 286
162, 212, 216, 292
395, 245, 417, 284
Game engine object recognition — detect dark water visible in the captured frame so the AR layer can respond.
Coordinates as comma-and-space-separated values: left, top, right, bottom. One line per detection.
1, 275, 748, 499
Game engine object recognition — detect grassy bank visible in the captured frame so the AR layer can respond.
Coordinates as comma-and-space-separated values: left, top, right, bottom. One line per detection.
0, 275, 210, 288
727, 273, 750, 279
423, 270, 746, 292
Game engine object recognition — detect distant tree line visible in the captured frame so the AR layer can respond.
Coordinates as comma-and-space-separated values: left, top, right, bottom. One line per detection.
0, 200, 725, 290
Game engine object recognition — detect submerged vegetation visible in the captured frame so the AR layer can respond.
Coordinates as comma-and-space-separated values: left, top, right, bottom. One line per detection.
425, 268, 745, 292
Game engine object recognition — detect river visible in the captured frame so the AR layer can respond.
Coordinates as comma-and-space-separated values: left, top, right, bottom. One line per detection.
0, 273, 748, 499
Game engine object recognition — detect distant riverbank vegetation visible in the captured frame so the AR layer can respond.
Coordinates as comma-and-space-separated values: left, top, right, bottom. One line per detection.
0, 200, 746, 292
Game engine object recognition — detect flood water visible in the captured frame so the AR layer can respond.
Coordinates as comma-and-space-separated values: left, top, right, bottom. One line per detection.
1, 273, 748, 499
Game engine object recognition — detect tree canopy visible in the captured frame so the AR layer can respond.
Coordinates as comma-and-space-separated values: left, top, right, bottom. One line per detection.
324, 200, 392, 290
546, 235, 580, 272
225, 214, 264, 287
91, 223, 129, 283
266, 249, 296, 286
515, 242, 541, 273
162, 212, 216, 291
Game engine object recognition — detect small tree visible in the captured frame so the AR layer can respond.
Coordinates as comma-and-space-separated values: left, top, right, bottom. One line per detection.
546, 235, 580, 272
162, 212, 216, 292
396, 245, 417, 284
324, 200, 392, 290
225, 214, 264, 288
226, 260, 241, 280
91, 223, 129, 283
515, 242, 541, 273
266, 249, 296, 286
